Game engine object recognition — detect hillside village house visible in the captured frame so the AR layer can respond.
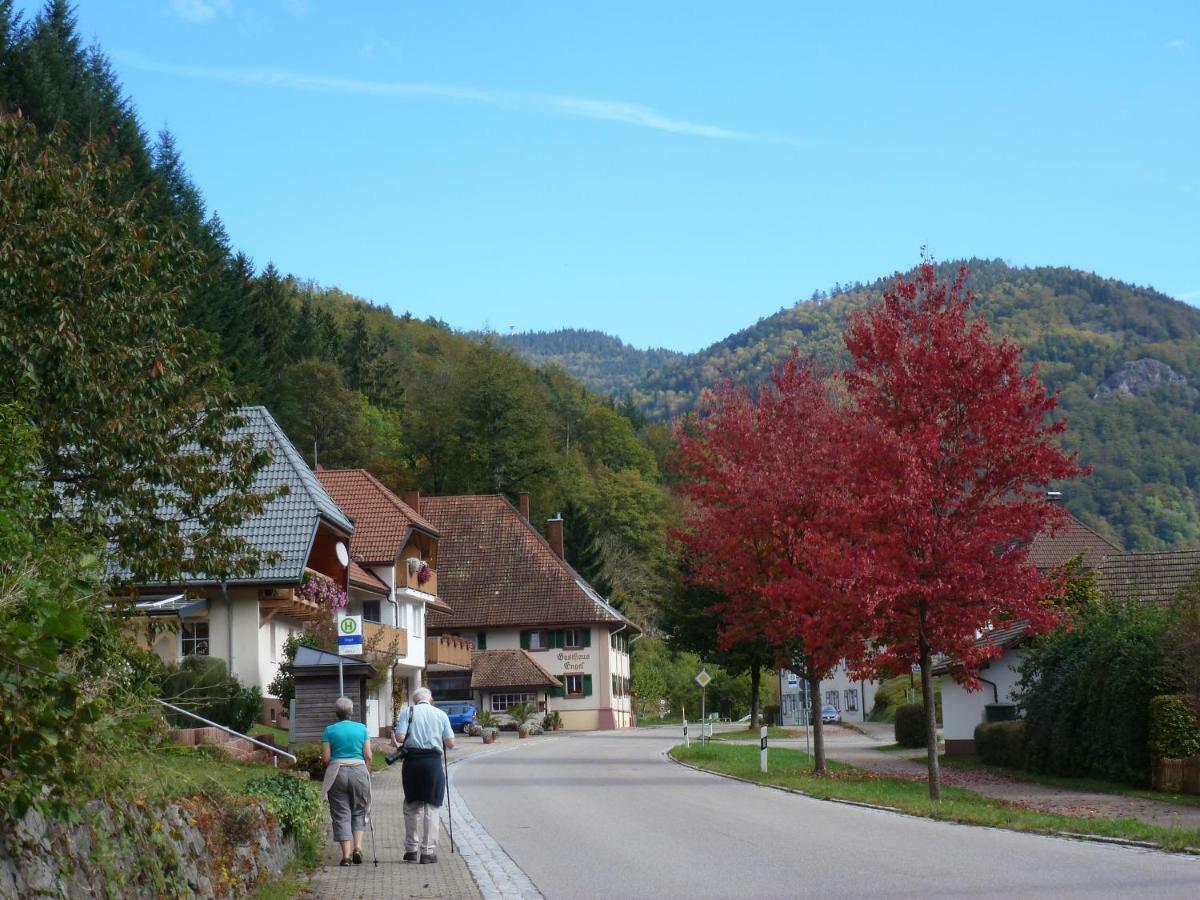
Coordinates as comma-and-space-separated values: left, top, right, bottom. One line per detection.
316, 468, 459, 736
131, 406, 357, 727
420, 492, 639, 730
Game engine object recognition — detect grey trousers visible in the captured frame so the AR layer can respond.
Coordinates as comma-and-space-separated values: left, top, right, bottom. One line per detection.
328, 765, 371, 841
403, 800, 441, 854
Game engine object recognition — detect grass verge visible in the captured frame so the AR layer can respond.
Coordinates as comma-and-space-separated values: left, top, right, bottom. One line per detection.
939, 755, 1200, 809
671, 742, 1200, 852
711, 727, 804, 741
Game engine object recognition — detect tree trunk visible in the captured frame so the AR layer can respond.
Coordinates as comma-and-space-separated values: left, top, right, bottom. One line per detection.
808, 672, 827, 775
917, 604, 941, 801
749, 662, 761, 729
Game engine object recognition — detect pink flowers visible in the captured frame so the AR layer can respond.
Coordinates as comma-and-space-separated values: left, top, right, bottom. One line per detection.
298, 573, 348, 611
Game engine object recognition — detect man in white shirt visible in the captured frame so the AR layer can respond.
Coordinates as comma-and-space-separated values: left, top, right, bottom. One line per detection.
393, 687, 456, 863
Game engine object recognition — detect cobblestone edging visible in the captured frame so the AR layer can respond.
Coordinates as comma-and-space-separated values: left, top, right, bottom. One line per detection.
446, 745, 547, 900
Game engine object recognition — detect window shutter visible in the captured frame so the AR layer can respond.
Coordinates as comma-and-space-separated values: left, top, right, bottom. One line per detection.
583, 674, 592, 697
550, 682, 564, 698
476, 631, 487, 650
519, 631, 530, 650
581, 629, 591, 648
550, 629, 562, 649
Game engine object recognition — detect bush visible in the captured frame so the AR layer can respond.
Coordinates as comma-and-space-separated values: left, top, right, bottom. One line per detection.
159, 656, 262, 734
894, 704, 928, 748
1148, 694, 1200, 759
243, 773, 324, 864
975, 720, 1026, 768
1019, 600, 1176, 785
292, 742, 326, 781
764, 705, 780, 725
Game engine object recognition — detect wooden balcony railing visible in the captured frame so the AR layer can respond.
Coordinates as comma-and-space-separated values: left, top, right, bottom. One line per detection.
426, 634, 471, 668
399, 562, 438, 597
364, 621, 408, 659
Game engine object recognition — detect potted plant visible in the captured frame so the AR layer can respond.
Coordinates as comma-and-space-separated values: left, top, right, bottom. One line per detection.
545, 710, 563, 732
476, 709, 499, 744
507, 700, 537, 738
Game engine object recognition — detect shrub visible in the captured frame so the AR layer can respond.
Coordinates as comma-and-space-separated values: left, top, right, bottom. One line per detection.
1019, 600, 1176, 785
1148, 694, 1200, 759
894, 704, 928, 748
292, 742, 326, 781
764, 705, 780, 725
159, 656, 262, 734
975, 720, 1026, 768
243, 773, 324, 864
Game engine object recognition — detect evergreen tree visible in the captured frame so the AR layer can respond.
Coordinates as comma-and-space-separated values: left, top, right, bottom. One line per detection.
562, 500, 612, 598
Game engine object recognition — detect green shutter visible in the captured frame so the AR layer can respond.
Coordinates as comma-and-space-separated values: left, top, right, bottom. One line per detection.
550, 629, 563, 649
519, 630, 530, 650
581, 629, 591, 648
477, 631, 487, 650
550, 682, 564, 698
583, 674, 593, 697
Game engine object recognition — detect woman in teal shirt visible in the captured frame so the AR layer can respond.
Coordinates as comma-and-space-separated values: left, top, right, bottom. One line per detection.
321, 697, 374, 865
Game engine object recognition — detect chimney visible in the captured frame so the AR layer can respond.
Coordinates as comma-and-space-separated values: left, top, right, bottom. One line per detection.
519, 492, 531, 521
547, 514, 564, 560
402, 490, 421, 513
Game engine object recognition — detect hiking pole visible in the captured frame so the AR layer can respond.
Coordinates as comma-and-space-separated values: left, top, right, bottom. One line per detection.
443, 748, 455, 854
368, 770, 379, 867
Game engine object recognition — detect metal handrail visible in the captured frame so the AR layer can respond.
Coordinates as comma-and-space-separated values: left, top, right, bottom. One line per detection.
156, 698, 297, 767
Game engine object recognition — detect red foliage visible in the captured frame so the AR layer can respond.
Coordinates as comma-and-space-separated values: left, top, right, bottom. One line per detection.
842, 260, 1085, 684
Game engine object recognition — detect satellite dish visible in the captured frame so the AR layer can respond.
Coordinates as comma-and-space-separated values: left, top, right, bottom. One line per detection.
335, 541, 349, 568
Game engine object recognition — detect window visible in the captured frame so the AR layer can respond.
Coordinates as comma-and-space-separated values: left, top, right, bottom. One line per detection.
825, 690, 840, 710
475, 631, 487, 650
523, 630, 549, 651
491, 692, 536, 713
363, 600, 381, 623
413, 603, 423, 638
565, 674, 585, 697
181, 621, 209, 657
564, 628, 584, 649
845, 689, 859, 713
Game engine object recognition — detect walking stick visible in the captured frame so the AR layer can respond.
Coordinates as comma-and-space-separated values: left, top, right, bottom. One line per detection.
443, 748, 455, 854
367, 769, 379, 867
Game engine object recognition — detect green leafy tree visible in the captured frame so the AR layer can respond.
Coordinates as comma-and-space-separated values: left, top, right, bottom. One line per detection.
0, 117, 273, 582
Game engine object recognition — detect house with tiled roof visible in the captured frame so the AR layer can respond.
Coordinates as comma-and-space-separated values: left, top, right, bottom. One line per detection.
316, 468, 468, 735
1098, 549, 1200, 605
937, 497, 1124, 755
418, 492, 640, 730
132, 407, 358, 727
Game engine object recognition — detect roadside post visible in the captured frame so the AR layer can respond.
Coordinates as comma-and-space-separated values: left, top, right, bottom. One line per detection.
695, 668, 711, 744
336, 612, 363, 698
683, 719, 690, 749
760, 725, 768, 773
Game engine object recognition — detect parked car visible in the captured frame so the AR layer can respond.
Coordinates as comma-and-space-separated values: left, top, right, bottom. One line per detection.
820, 704, 841, 724
435, 702, 478, 733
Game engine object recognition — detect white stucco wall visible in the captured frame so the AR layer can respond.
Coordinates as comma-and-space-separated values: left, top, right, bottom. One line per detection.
941, 649, 1026, 741
778, 662, 880, 725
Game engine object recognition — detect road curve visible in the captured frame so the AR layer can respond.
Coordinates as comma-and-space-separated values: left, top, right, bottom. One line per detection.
452, 727, 1200, 899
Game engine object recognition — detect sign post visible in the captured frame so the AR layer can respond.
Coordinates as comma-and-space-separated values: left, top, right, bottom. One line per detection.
336, 613, 363, 698
683, 719, 689, 749
695, 668, 712, 744
760, 724, 768, 773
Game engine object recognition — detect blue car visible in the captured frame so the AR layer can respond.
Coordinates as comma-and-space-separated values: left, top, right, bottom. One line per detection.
436, 702, 478, 733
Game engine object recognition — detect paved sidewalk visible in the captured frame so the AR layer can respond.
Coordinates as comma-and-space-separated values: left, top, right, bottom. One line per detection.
303, 735, 545, 899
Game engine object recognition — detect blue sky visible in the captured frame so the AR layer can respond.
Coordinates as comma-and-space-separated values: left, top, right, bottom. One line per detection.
34, 1, 1200, 352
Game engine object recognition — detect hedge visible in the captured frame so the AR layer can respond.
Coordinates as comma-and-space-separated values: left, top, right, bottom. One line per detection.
1148, 695, 1200, 760
975, 720, 1025, 769
894, 703, 928, 748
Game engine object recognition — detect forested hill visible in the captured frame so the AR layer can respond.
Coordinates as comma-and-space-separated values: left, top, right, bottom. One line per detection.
475, 328, 682, 396
0, 1, 671, 620
503, 260, 1200, 553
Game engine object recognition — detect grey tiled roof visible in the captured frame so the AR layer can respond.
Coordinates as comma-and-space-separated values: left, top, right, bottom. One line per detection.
1098, 549, 1200, 605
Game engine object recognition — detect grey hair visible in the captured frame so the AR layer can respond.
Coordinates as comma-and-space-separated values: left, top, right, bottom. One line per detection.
334, 696, 354, 720
412, 687, 433, 704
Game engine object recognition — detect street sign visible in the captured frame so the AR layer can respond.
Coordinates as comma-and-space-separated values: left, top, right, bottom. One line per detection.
695, 668, 712, 688
337, 613, 363, 656
786, 672, 799, 688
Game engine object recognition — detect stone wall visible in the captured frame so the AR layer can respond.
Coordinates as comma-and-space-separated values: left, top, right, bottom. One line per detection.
0, 794, 293, 899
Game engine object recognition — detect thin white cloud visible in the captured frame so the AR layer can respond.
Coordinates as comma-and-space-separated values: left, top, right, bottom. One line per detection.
114, 53, 807, 146
168, 0, 232, 23
1167, 38, 1190, 50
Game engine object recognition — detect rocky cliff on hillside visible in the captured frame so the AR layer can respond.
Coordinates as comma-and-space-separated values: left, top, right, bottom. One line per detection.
1092, 358, 1197, 400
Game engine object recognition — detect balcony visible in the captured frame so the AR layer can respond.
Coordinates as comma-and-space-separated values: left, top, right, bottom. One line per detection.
398, 560, 438, 597
426, 634, 472, 668
258, 585, 324, 622
363, 621, 408, 659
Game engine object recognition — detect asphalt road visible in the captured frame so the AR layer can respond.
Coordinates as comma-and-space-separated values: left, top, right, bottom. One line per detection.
452, 727, 1200, 899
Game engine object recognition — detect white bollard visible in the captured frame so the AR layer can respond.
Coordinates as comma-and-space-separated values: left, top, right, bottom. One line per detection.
760, 725, 768, 773
684, 719, 690, 749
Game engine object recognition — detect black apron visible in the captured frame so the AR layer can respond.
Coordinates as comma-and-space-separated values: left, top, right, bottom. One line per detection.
401, 748, 445, 806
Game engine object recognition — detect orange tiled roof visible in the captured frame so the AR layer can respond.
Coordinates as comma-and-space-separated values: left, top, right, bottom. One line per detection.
419, 495, 636, 631
317, 469, 438, 564
348, 559, 389, 595
470, 649, 562, 689
1028, 512, 1121, 571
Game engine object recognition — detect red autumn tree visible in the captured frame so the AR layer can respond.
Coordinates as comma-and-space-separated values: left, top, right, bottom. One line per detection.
672, 356, 875, 772
843, 260, 1083, 799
